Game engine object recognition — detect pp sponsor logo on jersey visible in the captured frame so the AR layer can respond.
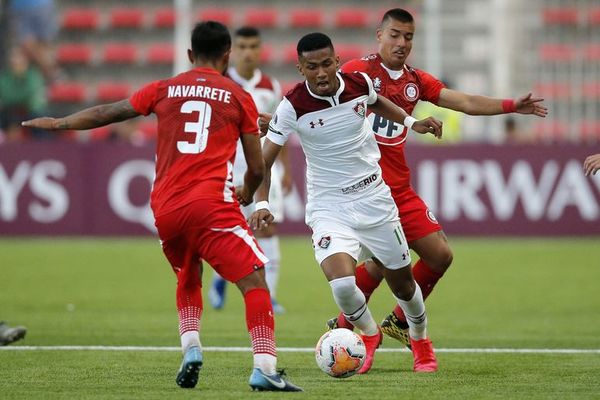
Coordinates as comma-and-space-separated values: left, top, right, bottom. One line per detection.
426, 209, 439, 224
404, 83, 419, 101
353, 101, 366, 118
318, 235, 331, 249
341, 174, 378, 194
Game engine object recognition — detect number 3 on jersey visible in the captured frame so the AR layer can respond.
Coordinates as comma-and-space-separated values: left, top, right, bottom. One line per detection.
177, 100, 212, 154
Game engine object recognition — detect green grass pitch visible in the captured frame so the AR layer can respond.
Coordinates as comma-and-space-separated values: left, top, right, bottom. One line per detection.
1, 237, 599, 399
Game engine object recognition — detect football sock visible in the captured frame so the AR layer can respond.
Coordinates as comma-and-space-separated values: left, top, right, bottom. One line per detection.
244, 288, 277, 375
329, 276, 378, 336
257, 236, 280, 298
336, 263, 381, 329
176, 271, 203, 352
394, 283, 427, 340
393, 260, 444, 322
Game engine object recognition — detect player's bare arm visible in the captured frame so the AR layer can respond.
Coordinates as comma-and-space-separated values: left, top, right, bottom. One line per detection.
278, 143, 294, 195
437, 88, 548, 117
370, 94, 442, 138
257, 112, 272, 136
583, 154, 600, 176
21, 100, 141, 130
237, 132, 265, 206
248, 138, 282, 230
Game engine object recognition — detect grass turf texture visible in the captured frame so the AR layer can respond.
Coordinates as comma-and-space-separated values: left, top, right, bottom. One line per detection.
1, 237, 599, 398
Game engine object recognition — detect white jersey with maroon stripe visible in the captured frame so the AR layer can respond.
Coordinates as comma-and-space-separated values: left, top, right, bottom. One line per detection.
267, 72, 383, 205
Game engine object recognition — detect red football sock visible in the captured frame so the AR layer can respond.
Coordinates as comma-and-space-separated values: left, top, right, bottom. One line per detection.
337, 263, 382, 329
176, 271, 203, 335
393, 259, 445, 322
245, 288, 276, 356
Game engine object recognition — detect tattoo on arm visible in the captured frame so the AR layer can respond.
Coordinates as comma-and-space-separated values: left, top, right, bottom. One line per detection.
62, 100, 141, 130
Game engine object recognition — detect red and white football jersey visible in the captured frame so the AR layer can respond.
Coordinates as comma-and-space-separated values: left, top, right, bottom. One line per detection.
341, 54, 445, 192
129, 67, 259, 217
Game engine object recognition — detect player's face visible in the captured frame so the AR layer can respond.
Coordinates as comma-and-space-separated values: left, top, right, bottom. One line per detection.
377, 18, 415, 69
297, 47, 340, 97
232, 36, 261, 71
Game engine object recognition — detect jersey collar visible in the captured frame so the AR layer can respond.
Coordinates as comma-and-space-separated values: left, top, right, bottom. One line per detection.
379, 61, 406, 80
304, 72, 345, 106
227, 67, 262, 89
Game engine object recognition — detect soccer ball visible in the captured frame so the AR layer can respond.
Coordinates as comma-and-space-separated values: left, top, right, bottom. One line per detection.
315, 328, 366, 378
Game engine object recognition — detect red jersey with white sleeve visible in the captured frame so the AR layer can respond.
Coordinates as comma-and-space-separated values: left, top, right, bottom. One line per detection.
341, 54, 445, 193
129, 67, 260, 218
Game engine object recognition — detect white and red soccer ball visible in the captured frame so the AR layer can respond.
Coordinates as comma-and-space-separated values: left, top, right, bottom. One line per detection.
315, 328, 366, 378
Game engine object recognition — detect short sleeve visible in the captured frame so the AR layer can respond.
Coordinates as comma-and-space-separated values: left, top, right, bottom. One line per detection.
238, 90, 260, 135
129, 81, 161, 116
416, 70, 446, 104
340, 58, 368, 74
266, 98, 296, 146
359, 72, 378, 105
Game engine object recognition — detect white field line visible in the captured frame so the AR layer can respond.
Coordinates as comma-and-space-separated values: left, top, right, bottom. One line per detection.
1, 346, 599, 354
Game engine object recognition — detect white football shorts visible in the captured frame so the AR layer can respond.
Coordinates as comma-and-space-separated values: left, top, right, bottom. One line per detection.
306, 182, 411, 270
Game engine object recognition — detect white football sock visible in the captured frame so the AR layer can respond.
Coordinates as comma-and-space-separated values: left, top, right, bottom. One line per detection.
329, 276, 378, 336
180, 331, 201, 353
395, 283, 428, 340
254, 354, 277, 375
257, 236, 280, 298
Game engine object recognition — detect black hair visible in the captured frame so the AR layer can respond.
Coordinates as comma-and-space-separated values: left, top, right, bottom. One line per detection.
296, 32, 334, 57
191, 21, 231, 60
235, 26, 260, 38
381, 8, 414, 25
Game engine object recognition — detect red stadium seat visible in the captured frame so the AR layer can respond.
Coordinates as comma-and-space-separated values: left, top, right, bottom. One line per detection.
103, 43, 138, 64
282, 44, 298, 64
153, 8, 176, 28
260, 44, 274, 63
336, 44, 364, 63
533, 82, 572, 99
96, 82, 131, 102
89, 126, 112, 141
244, 8, 278, 28
289, 8, 323, 28
582, 81, 600, 99
197, 8, 233, 25
146, 43, 174, 64
48, 82, 87, 103
583, 44, 600, 61
139, 120, 158, 140
109, 8, 144, 29
587, 7, 600, 25
61, 8, 100, 30
542, 7, 579, 26
335, 8, 370, 28
533, 120, 568, 142
56, 44, 93, 65
280, 81, 298, 95
538, 44, 577, 62
578, 121, 600, 141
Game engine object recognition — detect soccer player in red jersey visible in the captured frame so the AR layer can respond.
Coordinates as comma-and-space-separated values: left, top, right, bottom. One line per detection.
328, 8, 548, 346
22, 21, 302, 392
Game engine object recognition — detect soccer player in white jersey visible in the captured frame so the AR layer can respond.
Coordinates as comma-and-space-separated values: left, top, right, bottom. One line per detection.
209, 27, 291, 314
249, 33, 442, 374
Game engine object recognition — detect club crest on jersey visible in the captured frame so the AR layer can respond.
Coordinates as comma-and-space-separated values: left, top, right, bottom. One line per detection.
404, 83, 419, 101
373, 77, 382, 92
318, 236, 331, 249
309, 119, 324, 128
353, 101, 366, 118
426, 209, 439, 224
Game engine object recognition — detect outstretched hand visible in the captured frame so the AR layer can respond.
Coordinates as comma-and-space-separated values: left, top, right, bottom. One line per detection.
248, 209, 274, 231
583, 154, 600, 176
514, 93, 548, 117
22, 117, 62, 130
412, 117, 443, 139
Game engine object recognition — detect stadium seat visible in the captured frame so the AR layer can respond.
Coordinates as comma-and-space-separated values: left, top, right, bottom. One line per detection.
61, 8, 100, 30
153, 8, 176, 28
280, 81, 298, 95
289, 8, 324, 28
146, 43, 174, 64
334, 8, 370, 28
139, 120, 158, 140
260, 44, 274, 63
542, 7, 579, 26
533, 82, 572, 99
48, 82, 87, 103
533, 120, 568, 142
538, 44, 577, 62
578, 121, 600, 141
56, 44, 93, 65
583, 44, 600, 61
336, 44, 365, 63
96, 82, 131, 102
89, 126, 112, 141
109, 7, 144, 29
282, 44, 298, 64
582, 81, 600, 99
587, 7, 600, 25
244, 7, 278, 28
103, 43, 138, 64
197, 8, 233, 25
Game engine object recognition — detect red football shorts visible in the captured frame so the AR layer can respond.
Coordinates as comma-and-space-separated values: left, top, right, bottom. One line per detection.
393, 187, 442, 243
155, 198, 267, 283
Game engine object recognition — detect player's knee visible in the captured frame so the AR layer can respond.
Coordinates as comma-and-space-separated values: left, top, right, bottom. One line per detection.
424, 245, 453, 273
329, 276, 358, 300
